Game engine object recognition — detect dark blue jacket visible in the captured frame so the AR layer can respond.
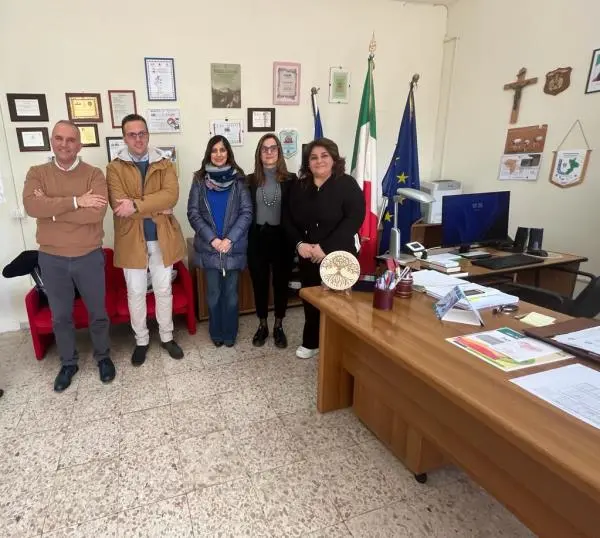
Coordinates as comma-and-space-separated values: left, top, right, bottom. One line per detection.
187, 178, 252, 271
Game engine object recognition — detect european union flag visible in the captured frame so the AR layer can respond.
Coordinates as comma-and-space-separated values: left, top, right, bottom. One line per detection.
379, 82, 421, 255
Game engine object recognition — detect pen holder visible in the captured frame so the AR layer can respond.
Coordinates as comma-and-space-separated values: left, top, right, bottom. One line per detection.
373, 288, 395, 311
395, 277, 413, 299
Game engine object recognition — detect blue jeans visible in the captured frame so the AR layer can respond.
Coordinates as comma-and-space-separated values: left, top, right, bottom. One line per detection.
205, 269, 240, 344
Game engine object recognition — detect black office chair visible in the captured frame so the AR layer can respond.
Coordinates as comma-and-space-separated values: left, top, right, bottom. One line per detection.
499, 266, 600, 318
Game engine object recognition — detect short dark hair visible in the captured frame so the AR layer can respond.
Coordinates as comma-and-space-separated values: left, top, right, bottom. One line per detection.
299, 137, 346, 185
121, 114, 148, 135
194, 135, 245, 181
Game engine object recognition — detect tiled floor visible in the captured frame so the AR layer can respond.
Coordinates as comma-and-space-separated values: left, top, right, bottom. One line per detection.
0, 309, 534, 537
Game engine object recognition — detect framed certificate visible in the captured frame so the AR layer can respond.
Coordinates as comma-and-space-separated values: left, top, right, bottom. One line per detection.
65, 93, 103, 122
108, 90, 137, 129
145, 57, 177, 101
329, 67, 350, 104
7, 93, 49, 122
16, 127, 50, 152
146, 108, 182, 133
209, 119, 244, 147
77, 124, 100, 147
247, 108, 275, 132
273, 61, 301, 106
106, 136, 127, 162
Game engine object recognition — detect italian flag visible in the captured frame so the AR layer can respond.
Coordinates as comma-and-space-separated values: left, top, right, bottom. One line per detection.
351, 55, 378, 275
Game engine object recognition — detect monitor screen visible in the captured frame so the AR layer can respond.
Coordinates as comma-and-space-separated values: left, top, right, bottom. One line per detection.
441, 191, 510, 248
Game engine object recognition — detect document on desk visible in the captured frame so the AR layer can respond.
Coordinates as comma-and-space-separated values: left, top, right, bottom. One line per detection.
553, 327, 600, 356
512, 364, 600, 430
448, 327, 573, 371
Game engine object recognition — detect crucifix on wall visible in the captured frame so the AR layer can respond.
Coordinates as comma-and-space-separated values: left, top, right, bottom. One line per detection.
503, 68, 538, 124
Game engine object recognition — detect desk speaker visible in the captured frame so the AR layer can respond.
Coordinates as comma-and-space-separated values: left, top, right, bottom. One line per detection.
514, 227, 529, 252
527, 228, 544, 251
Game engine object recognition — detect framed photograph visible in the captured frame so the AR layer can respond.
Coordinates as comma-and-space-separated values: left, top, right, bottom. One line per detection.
210, 63, 241, 108
106, 136, 126, 162
209, 119, 244, 147
585, 48, 600, 94
273, 62, 301, 105
108, 90, 137, 129
65, 93, 103, 122
329, 67, 350, 104
7, 93, 49, 122
77, 124, 99, 147
146, 108, 182, 133
145, 57, 177, 101
247, 108, 275, 132
16, 127, 50, 152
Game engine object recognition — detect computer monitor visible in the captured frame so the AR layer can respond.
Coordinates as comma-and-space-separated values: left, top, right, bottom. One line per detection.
441, 191, 510, 252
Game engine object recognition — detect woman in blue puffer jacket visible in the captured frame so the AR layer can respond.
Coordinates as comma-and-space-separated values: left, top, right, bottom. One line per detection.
187, 135, 252, 347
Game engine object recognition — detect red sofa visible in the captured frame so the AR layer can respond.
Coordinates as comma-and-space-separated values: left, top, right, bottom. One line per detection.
25, 248, 196, 360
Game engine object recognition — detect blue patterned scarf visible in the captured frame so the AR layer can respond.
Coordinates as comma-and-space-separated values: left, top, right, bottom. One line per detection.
205, 164, 237, 191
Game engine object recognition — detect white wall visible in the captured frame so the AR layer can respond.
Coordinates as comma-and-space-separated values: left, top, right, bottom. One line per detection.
444, 0, 600, 274
0, 0, 447, 330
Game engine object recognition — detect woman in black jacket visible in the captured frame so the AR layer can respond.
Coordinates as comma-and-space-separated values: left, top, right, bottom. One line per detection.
246, 133, 297, 348
283, 137, 365, 359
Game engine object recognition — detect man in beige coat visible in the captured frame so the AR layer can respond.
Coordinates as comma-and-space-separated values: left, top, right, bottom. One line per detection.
107, 114, 186, 366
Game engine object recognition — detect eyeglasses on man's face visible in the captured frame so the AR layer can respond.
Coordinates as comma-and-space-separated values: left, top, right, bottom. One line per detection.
125, 131, 148, 140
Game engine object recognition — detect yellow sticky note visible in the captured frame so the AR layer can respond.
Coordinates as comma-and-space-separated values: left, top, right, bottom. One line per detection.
520, 312, 556, 327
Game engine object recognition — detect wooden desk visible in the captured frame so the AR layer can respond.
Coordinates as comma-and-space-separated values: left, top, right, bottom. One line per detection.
420, 250, 588, 297
301, 287, 600, 537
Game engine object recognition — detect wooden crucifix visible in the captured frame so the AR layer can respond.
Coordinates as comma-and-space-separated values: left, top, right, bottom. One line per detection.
503, 68, 538, 124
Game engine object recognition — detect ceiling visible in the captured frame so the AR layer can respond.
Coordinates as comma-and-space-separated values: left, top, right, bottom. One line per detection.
394, 0, 459, 6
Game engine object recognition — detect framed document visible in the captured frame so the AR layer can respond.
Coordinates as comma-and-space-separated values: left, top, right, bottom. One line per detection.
108, 90, 137, 129
7, 93, 49, 122
273, 62, 301, 105
210, 63, 242, 108
16, 127, 50, 152
329, 67, 350, 104
209, 119, 244, 147
146, 108, 182, 133
65, 93, 103, 122
247, 108, 275, 132
145, 57, 177, 101
106, 137, 126, 162
77, 124, 100, 147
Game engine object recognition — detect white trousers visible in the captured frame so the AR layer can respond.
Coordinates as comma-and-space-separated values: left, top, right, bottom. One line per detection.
123, 241, 173, 346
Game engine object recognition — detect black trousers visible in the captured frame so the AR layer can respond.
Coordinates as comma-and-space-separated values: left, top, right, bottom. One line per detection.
247, 224, 293, 320
298, 257, 321, 349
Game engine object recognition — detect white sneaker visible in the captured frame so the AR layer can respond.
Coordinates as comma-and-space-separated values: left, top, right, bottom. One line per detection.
296, 346, 319, 359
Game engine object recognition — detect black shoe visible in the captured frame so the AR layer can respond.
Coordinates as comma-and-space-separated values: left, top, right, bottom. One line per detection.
162, 340, 184, 359
131, 345, 149, 366
273, 326, 288, 349
224, 341, 235, 348
98, 358, 116, 383
54, 365, 79, 392
212, 340, 223, 348
252, 324, 269, 347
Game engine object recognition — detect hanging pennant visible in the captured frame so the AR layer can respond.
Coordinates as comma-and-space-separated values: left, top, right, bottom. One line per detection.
549, 120, 592, 188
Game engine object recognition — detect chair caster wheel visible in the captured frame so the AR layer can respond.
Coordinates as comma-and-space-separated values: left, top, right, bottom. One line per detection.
414, 473, 428, 484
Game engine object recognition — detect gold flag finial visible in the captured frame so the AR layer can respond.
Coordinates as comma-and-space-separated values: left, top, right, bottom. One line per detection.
369, 33, 376, 56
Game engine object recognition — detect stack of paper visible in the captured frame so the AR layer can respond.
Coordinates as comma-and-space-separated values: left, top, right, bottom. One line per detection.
412, 270, 518, 310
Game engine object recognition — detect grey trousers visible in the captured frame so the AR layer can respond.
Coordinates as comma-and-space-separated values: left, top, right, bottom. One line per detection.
39, 249, 110, 366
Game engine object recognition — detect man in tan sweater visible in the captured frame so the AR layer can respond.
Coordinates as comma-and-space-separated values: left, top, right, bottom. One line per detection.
23, 120, 116, 391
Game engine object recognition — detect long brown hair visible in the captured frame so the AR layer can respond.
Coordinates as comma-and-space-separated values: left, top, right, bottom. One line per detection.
248, 133, 289, 187
193, 135, 245, 182
298, 137, 346, 186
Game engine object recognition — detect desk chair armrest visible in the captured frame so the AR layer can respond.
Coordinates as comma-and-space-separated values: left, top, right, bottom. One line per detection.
547, 266, 596, 281
499, 282, 568, 313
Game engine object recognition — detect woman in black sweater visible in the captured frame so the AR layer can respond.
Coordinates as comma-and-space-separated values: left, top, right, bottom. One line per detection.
283, 138, 365, 359
246, 133, 297, 348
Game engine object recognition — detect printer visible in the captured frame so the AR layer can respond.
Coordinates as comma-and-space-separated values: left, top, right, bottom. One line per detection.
420, 180, 462, 224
